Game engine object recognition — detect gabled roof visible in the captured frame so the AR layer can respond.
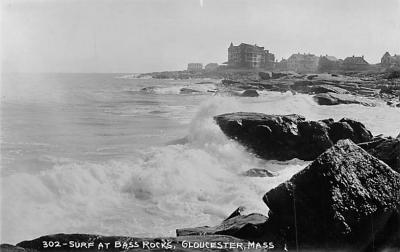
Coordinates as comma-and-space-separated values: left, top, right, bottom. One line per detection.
392, 55, 400, 61
343, 56, 369, 65
325, 56, 338, 61
238, 43, 265, 50
288, 53, 318, 61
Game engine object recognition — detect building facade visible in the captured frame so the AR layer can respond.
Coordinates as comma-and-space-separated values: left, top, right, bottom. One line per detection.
287, 53, 319, 73
342, 56, 369, 71
318, 55, 341, 73
187, 63, 203, 72
381, 52, 400, 68
228, 42, 275, 69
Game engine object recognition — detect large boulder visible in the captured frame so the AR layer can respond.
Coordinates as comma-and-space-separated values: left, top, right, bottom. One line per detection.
258, 72, 271, 80
359, 137, 400, 173
262, 140, 400, 250
329, 118, 373, 144
214, 113, 373, 161
313, 92, 376, 106
241, 89, 259, 97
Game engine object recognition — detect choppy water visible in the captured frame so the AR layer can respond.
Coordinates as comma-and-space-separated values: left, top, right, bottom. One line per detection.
1, 73, 399, 244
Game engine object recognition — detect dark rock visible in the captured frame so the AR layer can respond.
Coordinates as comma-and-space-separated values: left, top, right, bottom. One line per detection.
214, 112, 373, 161
225, 207, 246, 221
306, 74, 318, 80
0, 244, 38, 252
195, 81, 214, 84
328, 121, 355, 143
291, 80, 313, 93
386, 70, 400, 79
179, 88, 200, 94
262, 140, 400, 250
242, 168, 276, 177
313, 92, 376, 106
241, 89, 259, 97
339, 118, 373, 143
296, 120, 333, 160
311, 84, 349, 94
258, 72, 271, 80
214, 113, 305, 160
271, 72, 288, 79
360, 137, 400, 173
176, 213, 268, 240
140, 86, 157, 93
222, 79, 240, 85
15, 234, 246, 252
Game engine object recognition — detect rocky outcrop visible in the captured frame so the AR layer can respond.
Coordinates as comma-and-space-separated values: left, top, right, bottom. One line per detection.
359, 137, 400, 173
241, 89, 259, 97
214, 112, 372, 161
310, 84, 349, 94
0, 244, 39, 252
241, 168, 276, 177
262, 140, 400, 250
313, 92, 376, 106
176, 213, 268, 240
179, 88, 200, 94
14, 234, 247, 252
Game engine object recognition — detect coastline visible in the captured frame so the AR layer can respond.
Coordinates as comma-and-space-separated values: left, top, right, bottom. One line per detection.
2, 111, 399, 251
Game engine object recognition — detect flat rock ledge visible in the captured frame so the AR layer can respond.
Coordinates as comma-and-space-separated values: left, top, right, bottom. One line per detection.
214, 112, 373, 161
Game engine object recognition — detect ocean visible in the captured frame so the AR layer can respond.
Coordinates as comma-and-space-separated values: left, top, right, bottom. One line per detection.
1, 73, 399, 244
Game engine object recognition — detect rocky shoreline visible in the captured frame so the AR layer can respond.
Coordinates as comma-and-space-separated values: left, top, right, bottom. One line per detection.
139, 69, 400, 107
2, 112, 399, 251
2, 71, 400, 252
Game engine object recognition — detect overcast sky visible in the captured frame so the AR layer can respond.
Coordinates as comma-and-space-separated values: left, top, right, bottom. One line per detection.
2, 0, 400, 73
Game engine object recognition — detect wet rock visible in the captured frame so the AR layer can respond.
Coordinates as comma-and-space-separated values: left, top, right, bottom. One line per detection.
311, 84, 349, 94
214, 112, 373, 161
222, 79, 241, 85
179, 88, 200, 94
313, 92, 376, 106
176, 213, 268, 240
328, 121, 355, 143
306, 74, 318, 80
291, 80, 313, 93
271, 72, 288, 79
0, 244, 38, 252
359, 137, 400, 173
241, 89, 259, 97
338, 118, 373, 143
386, 70, 400, 79
258, 72, 271, 80
225, 207, 246, 220
140, 86, 157, 93
242, 169, 276, 177
262, 140, 400, 250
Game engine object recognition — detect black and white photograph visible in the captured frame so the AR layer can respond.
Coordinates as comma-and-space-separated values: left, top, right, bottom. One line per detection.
1, 0, 400, 251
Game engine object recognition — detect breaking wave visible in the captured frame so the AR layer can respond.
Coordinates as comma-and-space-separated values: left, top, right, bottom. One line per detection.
2, 91, 399, 244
